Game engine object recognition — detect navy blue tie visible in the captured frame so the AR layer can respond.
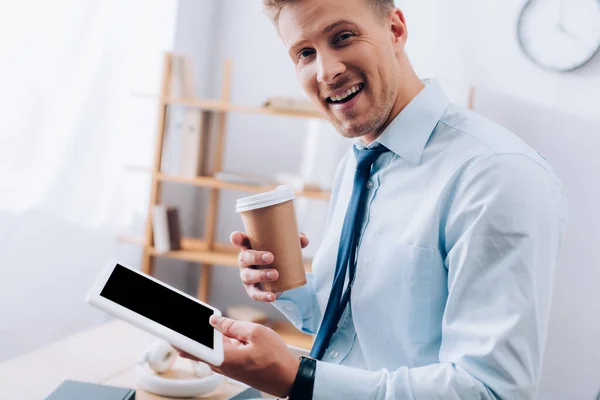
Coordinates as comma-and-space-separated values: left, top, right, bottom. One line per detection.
310, 145, 389, 360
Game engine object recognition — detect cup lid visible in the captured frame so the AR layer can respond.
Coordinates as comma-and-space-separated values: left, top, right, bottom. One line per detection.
236, 185, 295, 212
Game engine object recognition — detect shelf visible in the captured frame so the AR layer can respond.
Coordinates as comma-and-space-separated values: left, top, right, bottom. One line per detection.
156, 173, 331, 201
165, 97, 325, 120
119, 236, 313, 272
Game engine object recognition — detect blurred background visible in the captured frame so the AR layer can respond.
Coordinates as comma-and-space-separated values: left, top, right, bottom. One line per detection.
0, 0, 598, 399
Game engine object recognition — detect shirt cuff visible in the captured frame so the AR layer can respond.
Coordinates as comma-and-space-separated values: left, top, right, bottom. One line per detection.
272, 273, 315, 332
272, 298, 303, 329
313, 361, 376, 400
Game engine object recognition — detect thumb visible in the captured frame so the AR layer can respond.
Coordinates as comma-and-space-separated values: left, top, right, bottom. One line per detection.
210, 315, 251, 342
300, 233, 309, 249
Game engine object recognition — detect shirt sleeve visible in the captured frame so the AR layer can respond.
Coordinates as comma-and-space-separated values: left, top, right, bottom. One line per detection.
272, 272, 321, 334
313, 154, 568, 400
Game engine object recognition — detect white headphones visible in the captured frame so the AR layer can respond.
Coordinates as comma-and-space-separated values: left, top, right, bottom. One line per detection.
136, 339, 223, 398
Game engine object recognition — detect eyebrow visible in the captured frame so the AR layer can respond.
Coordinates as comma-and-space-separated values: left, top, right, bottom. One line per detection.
322, 19, 356, 35
288, 19, 357, 56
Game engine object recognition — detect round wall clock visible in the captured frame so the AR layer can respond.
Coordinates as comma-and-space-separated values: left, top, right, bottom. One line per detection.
517, 0, 600, 72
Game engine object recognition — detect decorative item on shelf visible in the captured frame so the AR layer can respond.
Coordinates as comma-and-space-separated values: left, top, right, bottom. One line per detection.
152, 205, 182, 253
214, 171, 276, 187
262, 96, 317, 113
273, 173, 323, 193
225, 306, 269, 324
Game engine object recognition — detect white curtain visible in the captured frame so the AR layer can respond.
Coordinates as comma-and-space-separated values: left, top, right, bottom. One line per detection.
0, 0, 178, 231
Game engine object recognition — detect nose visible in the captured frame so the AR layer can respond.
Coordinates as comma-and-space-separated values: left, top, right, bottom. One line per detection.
316, 52, 345, 84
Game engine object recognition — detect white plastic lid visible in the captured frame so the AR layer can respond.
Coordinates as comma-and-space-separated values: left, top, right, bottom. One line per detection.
236, 185, 295, 212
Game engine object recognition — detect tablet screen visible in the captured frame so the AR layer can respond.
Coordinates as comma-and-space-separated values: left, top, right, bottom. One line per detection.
100, 264, 214, 349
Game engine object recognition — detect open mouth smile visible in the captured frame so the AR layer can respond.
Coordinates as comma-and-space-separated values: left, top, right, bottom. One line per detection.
325, 83, 364, 104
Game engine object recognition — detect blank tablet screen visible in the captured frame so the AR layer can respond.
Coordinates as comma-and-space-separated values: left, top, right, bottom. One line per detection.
100, 264, 214, 349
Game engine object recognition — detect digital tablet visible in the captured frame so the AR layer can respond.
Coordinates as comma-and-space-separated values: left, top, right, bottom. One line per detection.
85, 259, 224, 366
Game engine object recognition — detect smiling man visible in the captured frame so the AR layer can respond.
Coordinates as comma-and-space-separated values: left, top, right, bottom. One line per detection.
177, 0, 567, 399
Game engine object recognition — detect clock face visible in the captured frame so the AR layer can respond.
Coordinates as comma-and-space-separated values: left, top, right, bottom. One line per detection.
517, 0, 600, 72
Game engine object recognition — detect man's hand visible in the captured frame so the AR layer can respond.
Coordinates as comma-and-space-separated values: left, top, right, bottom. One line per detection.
231, 231, 309, 302
176, 315, 300, 398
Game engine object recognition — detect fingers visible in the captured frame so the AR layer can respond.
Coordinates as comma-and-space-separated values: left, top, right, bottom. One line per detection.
245, 284, 278, 302
240, 267, 278, 285
210, 316, 254, 343
238, 249, 273, 268
300, 232, 309, 249
230, 231, 251, 250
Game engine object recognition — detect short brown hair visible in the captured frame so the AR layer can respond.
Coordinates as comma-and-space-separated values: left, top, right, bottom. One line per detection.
263, 0, 395, 26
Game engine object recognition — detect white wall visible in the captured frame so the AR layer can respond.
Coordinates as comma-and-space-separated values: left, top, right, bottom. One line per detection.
472, 89, 600, 400
400, 0, 600, 123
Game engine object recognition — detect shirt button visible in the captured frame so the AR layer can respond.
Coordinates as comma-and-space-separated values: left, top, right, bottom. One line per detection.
330, 350, 338, 359
366, 180, 374, 189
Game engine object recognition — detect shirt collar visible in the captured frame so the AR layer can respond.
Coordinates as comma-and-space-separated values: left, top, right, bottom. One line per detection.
354, 79, 449, 165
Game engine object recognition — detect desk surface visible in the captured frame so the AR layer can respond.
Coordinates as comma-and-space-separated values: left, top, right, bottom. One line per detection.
0, 320, 250, 400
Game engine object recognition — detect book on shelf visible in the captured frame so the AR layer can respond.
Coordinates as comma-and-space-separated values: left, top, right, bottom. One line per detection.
152, 205, 182, 253
170, 53, 195, 99
161, 54, 205, 178
161, 105, 205, 178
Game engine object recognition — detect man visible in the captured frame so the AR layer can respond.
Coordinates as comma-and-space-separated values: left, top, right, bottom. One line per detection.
178, 0, 567, 398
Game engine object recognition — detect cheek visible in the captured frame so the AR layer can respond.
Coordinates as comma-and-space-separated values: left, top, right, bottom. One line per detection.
297, 68, 319, 99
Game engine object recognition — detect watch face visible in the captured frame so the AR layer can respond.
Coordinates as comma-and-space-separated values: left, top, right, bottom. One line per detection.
517, 0, 600, 72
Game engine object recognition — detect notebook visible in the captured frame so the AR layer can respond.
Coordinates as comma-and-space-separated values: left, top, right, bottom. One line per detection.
46, 380, 135, 400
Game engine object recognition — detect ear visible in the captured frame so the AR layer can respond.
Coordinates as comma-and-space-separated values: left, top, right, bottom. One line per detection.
388, 8, 408, 54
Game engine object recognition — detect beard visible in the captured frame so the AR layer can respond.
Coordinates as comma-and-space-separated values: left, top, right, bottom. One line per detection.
330, 72, 397, 140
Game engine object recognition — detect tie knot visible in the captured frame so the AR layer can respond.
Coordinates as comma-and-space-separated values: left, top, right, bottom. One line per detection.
354, 145, 389, 171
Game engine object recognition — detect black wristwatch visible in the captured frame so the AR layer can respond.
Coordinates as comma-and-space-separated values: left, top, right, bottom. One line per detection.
288, 355, 316, 400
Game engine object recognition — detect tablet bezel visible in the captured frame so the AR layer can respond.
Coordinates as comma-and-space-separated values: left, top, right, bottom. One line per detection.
85, 258, 224, 366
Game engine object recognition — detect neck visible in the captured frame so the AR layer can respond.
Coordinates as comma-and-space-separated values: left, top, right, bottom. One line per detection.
360, 58, 425, 145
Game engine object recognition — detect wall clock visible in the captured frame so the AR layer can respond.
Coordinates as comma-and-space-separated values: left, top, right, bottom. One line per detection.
517, 0, 600, 72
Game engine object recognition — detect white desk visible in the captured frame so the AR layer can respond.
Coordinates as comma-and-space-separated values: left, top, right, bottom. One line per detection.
0, 320, 248, 400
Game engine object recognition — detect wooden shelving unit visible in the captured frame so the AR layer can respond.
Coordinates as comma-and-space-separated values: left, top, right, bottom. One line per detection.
119, 235, 314, 272
123, 53, 327, 349
166, 96, 324, 119
156, 173, 331, 201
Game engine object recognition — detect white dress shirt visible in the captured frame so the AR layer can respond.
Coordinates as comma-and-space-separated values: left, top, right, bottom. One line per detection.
273, 80, 567, 399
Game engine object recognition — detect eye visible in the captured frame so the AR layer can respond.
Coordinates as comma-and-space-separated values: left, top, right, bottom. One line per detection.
297, 48, 315, 61
335, 32, 354, 43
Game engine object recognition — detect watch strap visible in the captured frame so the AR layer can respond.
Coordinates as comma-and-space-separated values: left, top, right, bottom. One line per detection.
288, 355, 316, 399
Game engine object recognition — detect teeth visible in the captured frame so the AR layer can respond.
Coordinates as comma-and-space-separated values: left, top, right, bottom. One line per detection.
329, 84, 362, 103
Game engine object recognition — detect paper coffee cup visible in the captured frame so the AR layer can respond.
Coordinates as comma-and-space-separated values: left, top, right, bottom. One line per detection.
236, 186, 306, 293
